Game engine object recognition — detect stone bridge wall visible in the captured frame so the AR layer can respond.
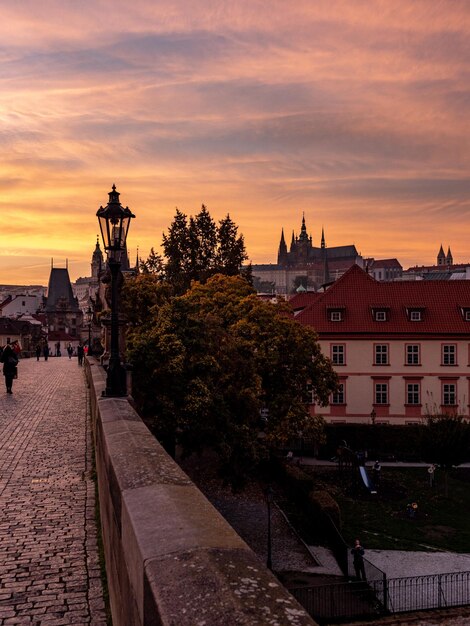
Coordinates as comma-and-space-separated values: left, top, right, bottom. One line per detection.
85, 358, 316, 626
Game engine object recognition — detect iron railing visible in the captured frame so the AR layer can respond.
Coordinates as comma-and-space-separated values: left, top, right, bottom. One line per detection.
289, 570, 470, 623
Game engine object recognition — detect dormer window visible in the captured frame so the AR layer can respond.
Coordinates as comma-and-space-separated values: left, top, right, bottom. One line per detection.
460, 307, 470, 321
327, 306, 345, 322
371, 307, 389, 321
406, 307, 425, 321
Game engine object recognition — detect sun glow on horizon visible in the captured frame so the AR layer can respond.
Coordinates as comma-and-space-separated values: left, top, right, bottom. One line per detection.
0, 1, 469, 285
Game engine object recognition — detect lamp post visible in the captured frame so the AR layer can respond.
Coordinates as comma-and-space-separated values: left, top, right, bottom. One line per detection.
86, 306, 93, 356
265, 486, 274, 570
96, 184, 135, 397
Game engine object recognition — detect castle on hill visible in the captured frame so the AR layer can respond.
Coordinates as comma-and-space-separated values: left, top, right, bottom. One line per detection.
251, 214, 363, 294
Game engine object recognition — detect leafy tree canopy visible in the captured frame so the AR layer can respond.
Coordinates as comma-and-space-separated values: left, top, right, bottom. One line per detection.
126, 274, 338, 487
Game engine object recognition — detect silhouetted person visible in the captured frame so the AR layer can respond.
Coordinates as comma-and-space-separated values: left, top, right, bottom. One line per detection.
77, 343, 84, 366
43, 344, 50, 361
36, 345, 41, 361
373, 460, 381, 487
351, 539, 367, 581
67, 343, 73, 359
1, 340, 19, 394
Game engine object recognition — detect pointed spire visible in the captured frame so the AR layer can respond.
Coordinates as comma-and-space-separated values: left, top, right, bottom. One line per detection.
321, 226, 326, 249
299, 212, 308, 242
278, 229, 288, 265
437, 244, 446, 265
446, 246, 453, 265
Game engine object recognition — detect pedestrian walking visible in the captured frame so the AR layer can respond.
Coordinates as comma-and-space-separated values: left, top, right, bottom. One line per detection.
373, 460, 381, 487
77, 343, 84, 366
351, 539, 367, 581
43, 344, 50, 361
36, 344, 41, 361
0, 340, 19, 394
67, 343, 73, 359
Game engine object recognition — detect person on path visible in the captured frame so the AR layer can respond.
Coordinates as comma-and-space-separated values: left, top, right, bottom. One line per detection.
77, 343, 84, 366
351, 539, 367, 581
0, 340, 19, 394
43, 344, 50, 361
373, 460, 381, 487
36, 344, 41, 361
67, 343, 73, 359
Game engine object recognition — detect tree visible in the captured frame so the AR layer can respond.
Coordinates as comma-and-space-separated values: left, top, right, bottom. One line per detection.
139, 247, 164, 277
126, 274, 338, 487
161, 208, 192, 294
215, 214, 248, 276
161, 205, 248, 294
421, 413, 470, 497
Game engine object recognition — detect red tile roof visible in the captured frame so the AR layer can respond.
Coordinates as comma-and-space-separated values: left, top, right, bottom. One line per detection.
288, 292, 321, 312
296, 264, 470, 336
370, 258, 402, 269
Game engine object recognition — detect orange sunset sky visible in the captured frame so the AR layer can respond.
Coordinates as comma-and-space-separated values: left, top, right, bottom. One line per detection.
0, 0, 469, 284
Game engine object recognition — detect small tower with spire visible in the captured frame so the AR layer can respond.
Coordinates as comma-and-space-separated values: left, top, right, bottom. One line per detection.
446, 246, 453, 266
437, 245, 446, 266
91, 236, 104, 279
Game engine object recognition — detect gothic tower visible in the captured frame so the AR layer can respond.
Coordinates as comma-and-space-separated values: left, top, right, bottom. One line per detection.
446, 246, 453, 265
437, 245, 446, 266
91, 236, 104, 279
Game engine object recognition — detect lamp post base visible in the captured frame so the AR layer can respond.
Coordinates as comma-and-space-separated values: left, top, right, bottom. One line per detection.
103, 357, 127, 397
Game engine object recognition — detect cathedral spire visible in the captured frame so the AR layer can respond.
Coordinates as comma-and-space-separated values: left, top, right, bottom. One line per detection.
437, 244, 446, 266
321, 226, 326, 249
299, 212, 309, 242
446, 246, 453, 265
277, 228, 288, 265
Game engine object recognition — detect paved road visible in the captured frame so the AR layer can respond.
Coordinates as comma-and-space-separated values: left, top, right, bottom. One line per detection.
0, 356, 106, 625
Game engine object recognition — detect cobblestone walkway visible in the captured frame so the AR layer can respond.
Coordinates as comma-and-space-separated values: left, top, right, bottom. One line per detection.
0, 357, 106, 625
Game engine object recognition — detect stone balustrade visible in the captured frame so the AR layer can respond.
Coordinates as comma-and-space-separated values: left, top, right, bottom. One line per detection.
85, 358, 316, 626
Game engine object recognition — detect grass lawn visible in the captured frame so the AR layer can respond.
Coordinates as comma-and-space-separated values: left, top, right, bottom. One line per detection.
305, 466, 470, 552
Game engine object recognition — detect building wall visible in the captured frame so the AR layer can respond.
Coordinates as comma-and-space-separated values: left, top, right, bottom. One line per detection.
314, 338, 470, 424
1, 295, 41, 317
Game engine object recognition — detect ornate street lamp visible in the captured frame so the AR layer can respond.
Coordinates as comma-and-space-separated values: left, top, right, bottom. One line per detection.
97, 184, 135, 396
86, 305, 93, 356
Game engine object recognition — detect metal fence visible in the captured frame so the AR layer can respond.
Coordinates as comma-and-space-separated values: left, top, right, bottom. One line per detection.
290, 570, 470, 623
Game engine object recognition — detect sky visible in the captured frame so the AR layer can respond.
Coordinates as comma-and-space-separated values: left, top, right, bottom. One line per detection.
0, 0, 469, 284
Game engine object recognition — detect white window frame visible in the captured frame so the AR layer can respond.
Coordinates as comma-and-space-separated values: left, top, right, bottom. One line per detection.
330, 311, 342, 322
410, 310, 422, 321
442, 344, 456, 366
406, 344, 420, 365
406, 383, 420, 405
332, 383, 345, 405
443, 383, 456, 406
375, 310, 387, 321
375, 383, 388, 404
375, 344, 389, 365
331, 344, 345, 365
